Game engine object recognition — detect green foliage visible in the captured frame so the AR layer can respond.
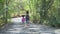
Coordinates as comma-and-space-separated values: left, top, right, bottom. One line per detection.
29, 0, 60, 27
0, 0, 11, 28
0, 0, 60, 27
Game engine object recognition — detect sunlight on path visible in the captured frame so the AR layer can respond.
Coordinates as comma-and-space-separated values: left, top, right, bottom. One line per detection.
0, 17, 60, 34
11, 17, 22, 22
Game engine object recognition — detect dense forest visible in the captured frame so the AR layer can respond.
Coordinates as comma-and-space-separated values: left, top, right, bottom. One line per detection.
0, 0, 60, 28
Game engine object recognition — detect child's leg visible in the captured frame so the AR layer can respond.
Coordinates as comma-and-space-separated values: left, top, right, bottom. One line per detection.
22, 21, 24, 24
26, 20, 30, 26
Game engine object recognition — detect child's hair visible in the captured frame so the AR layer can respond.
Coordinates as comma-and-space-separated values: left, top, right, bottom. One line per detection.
22, 15, 25, 17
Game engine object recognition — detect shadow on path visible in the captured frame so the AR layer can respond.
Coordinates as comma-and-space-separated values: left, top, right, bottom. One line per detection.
0, 17, 59, 34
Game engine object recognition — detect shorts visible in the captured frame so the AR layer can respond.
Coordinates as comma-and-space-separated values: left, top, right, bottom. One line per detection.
26, 20, 29, 24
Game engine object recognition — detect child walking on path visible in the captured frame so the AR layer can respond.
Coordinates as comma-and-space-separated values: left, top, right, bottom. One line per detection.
22, 15, 26, 24
25, 11, 30, 27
